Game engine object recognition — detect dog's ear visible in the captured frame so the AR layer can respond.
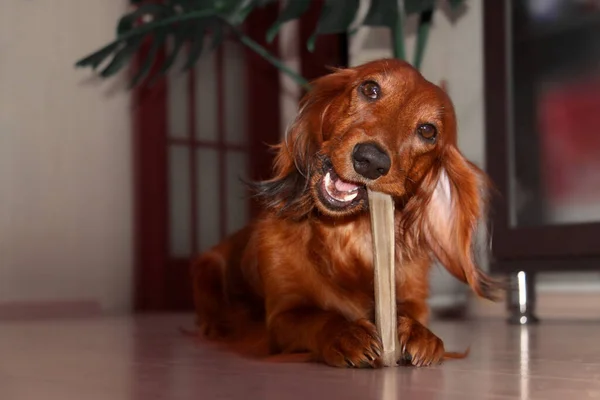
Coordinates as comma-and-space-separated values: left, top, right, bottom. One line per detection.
249, 119, 316, 219
250, 68, 355, 219
420, 147, 500, 300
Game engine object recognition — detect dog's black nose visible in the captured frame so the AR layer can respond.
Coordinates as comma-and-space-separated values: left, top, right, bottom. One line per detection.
352, 143, 391, 180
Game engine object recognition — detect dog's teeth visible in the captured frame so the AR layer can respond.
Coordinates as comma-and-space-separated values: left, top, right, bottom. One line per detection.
323, 170, 360, 204
325, 173, 337, 194
342, 192, 358, 202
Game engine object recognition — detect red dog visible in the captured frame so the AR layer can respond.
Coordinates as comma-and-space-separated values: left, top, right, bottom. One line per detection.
191, 59, 498, 368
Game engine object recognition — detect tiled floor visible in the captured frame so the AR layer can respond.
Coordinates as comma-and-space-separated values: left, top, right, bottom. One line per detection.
1, 313, 600, 399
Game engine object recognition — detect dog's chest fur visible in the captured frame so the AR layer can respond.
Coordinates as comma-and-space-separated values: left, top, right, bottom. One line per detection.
301, 217, 378, 319
308, 214, 430, 319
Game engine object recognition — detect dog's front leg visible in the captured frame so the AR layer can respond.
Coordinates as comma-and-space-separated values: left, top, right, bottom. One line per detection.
268, 308, 383, 368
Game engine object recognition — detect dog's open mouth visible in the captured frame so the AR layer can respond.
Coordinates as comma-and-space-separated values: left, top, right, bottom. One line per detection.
318, 167, 367, 210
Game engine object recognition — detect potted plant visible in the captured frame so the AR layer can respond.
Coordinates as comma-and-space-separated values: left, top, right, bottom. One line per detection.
75, 0, 465, 88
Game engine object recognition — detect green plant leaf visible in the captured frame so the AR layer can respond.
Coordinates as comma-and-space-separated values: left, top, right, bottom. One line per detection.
182, 20, 209, 70
164, 0, 191, 10
363, 0, 398, 27
214, 0, 244, 15
174, 0, 220, 11
76, 9, 216, 66
266, 0, 311, 43
413, 9, 433, 70
364, 0, 435, 28
117, 4, 172, 37
307, 0, 359, 52
154, 44, 184, 82
251, 0, 278, 6
75, 8, 219, 83
226, 0, 257, 25
404, 0, 435, 15
390, 7, 405, 60
100, 36, 145, 78
130, 30, 168, 88
77, 2, 311, 89
166, 0, 191, 8
75, 41, 122, 70
210, 20, 225, 50
149, 23, 191, 83
448, 0, 465, 10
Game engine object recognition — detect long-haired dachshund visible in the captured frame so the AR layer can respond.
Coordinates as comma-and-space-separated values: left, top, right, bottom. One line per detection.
191, 58, 498, 368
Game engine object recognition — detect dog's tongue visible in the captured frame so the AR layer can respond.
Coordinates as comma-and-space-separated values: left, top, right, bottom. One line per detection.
334, 176, 359, 192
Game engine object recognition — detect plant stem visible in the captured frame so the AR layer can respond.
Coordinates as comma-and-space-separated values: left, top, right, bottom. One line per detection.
236, 31, 310, 89
413, 10, 432, 71
392, 0, 406, 60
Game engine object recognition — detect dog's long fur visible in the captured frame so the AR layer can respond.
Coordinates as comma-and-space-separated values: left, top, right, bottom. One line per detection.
191, 59, 499, 368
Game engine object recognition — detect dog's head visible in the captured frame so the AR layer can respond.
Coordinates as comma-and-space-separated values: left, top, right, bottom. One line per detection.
253, 59, 498, 300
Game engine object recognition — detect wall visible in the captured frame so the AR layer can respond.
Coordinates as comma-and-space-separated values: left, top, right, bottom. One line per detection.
0, 1, 133, 314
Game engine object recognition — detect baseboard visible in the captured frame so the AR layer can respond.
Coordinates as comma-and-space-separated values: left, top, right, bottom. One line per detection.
470, 291, 600, 320
538, 281, 600, 294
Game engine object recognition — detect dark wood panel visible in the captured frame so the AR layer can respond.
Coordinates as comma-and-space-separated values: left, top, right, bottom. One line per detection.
244, 4, 284, 219
491, 223, 600, 260
483, 1, 600, 262
483, 0, 511, 257
133, 40, 169, 311
167, 258, 195, 309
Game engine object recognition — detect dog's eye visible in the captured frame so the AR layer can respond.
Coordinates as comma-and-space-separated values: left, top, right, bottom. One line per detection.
417, 123, 437, 142
359, 81, 381, 100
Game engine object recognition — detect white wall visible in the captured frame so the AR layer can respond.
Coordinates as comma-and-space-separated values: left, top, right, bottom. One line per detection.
0, 1, 133, 313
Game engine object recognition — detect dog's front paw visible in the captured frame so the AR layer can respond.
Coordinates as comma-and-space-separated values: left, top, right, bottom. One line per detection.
397, 316, 444, 367
319, 318, 383, 368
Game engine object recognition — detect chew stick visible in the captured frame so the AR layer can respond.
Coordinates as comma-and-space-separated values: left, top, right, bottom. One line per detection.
367, 189, 399, 367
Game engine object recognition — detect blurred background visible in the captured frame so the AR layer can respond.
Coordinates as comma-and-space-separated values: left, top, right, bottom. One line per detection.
1, 0, 599, 322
